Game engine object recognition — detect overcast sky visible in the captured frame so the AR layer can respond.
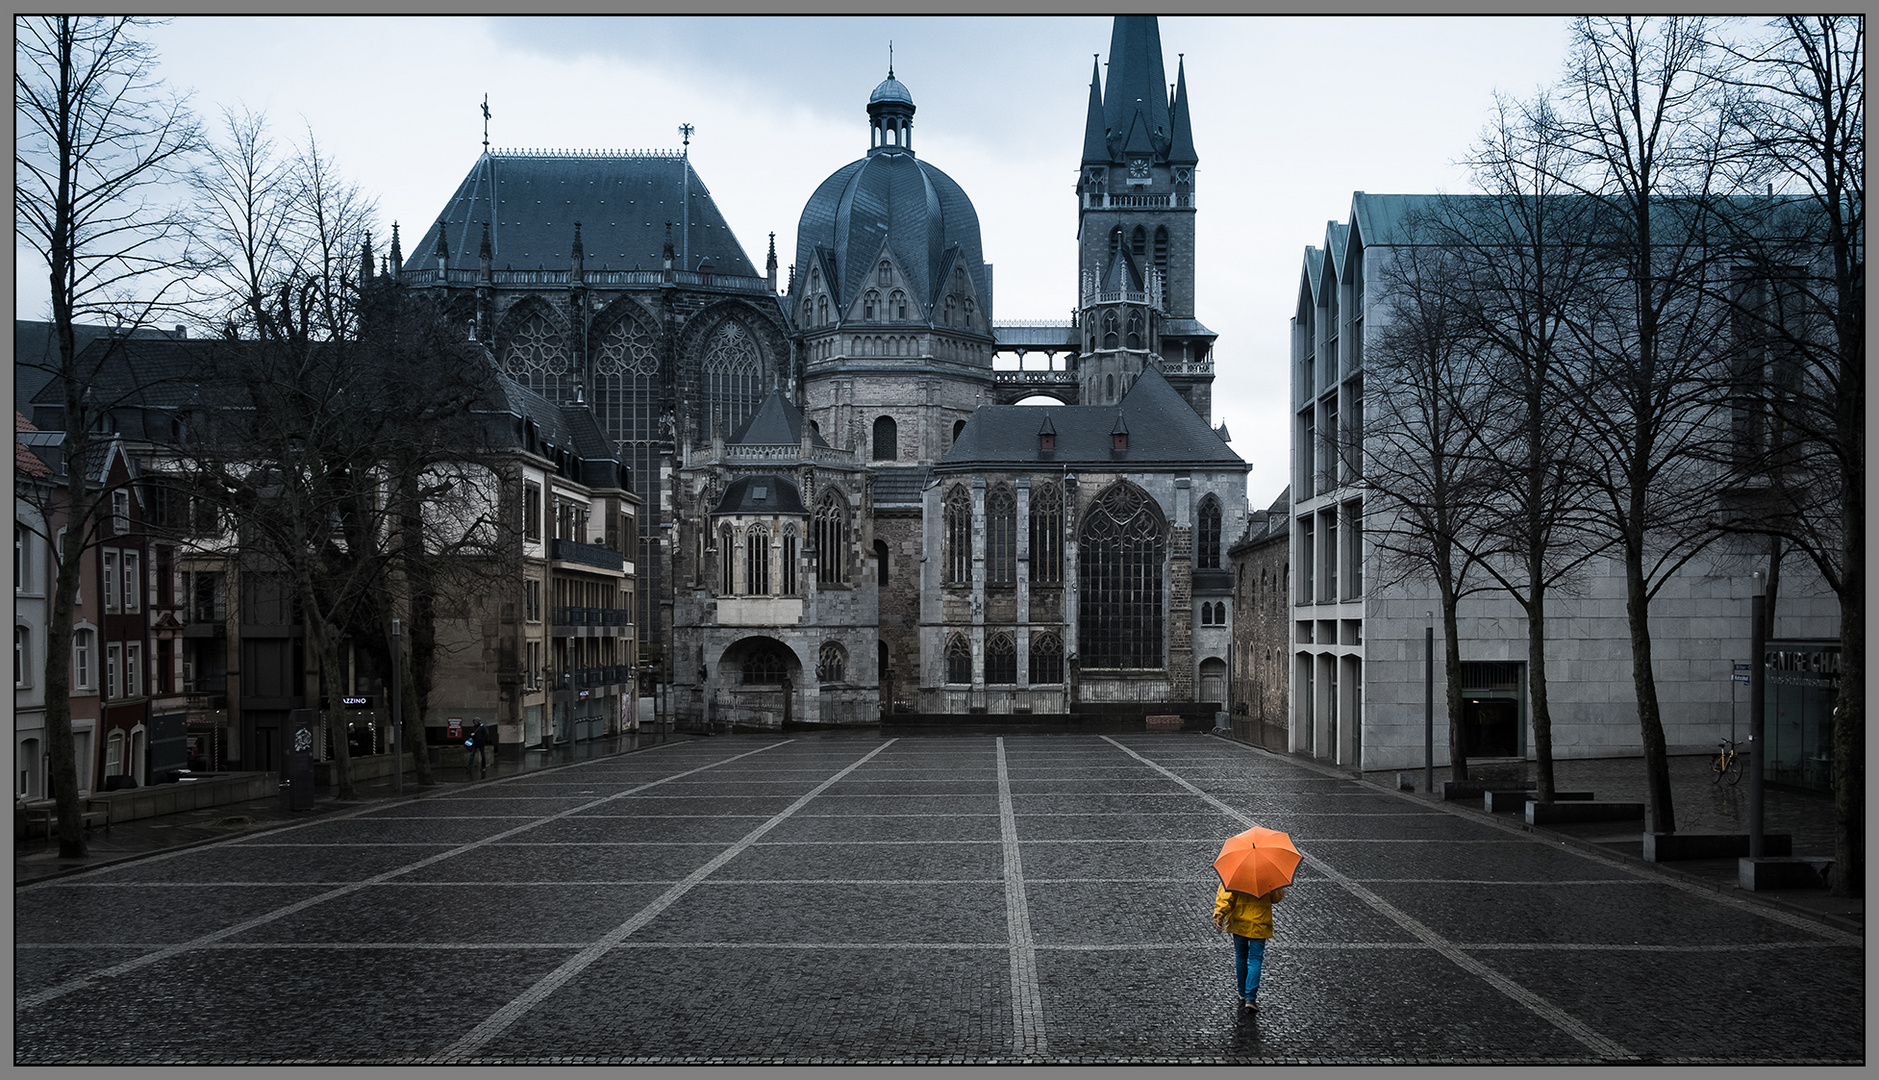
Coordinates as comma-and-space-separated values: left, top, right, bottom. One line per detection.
20, 15, 1588, 511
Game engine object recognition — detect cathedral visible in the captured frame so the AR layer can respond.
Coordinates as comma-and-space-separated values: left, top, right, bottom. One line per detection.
399, 15, 1249, 731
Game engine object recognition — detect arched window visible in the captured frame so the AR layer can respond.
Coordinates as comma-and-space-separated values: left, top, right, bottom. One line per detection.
719, 524, 735, 594
963, 298, 975, 327
945, 296, 956, 325
743, 645, 786, 684
1029, 632, 1063, 685
592, 313, 659, 455
1126, 311, 1143, 350
878, 261, 891, 287
1078, 482, 1166, 669
1154, 227, 1170, 283
818, 297, 829, 326
701, 321, 765, 445
1106, 374, 1115, 400
744, 524, 770, 595
15, 626, 30, 688
872, 415, 898, 461
944, 485, 973, 585
1131, 226, 1147, 263
1102, 310, 1119, 350
892, 290, 907, 320
1108, 226, 1124, 266
1198, 495, 1223, 569
986, 485, 1016, 587
952, 419, 966, 445
815, 494, 848, 585
781, 525, 799, 595
817, 642, 847, 684
504, 311, 572, 403
864, 290, 878, 320
986, 633, 1017, 684
1029, 482, 1063, 585
945, 633, 972, 684
874, 538, 889, 586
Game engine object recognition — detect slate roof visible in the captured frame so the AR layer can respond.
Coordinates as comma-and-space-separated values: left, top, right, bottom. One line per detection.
871, 465, 931, 508
403, 151, 759, 278
940, 365, 1243, 470
17, 322, 193, 421
1231, 486, 1291, 553
1098, 17, 1172, 164
729, 390, 829, 448
489, 370, 630, 491
715, 474, 805, 515
795, 97, 989, 320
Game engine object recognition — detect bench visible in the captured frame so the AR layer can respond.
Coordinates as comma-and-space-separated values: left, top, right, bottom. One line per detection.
1483, 790, 1594, 813
1525, 800, 1646, 825
1644, 831, 1792, 862
16, 799, 110, 840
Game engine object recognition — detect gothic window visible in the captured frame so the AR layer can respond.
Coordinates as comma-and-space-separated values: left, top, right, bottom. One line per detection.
592, 313, 660, 455
1078, 482, 1166, 669
874, 538, 889, 586
878, 261, 891, 287
818, 297, 830, 326
945, 633, 972, 684
719, 524, 735, 594
701, 320, 764, 445
1131, 226, 1147, 263
1029, 631, 1063, 685
864, 290, 878, 320
1029, 482, 1063, 585
1126, 312, 1143, 350
817, 641, 847, 684
1154, 227, 1170, 284
963, 298, 975, 328
944, 485, 972, 585
781, 525, 799, 595
1102, 310, 1119, 349
985, 633, 1017, 684
892, 290, 907, 320
945, 296, 956, 325
742, 646, 786, 684
952, 419, 966, 445
1199, 603, 1212, 626
815, 493, 848, 585
1198, 495, 1222, 569
872, 415, 898, 461
504, 312, 572, 402
1108, 226, 1124, 267
986, 484, 1016, 587
744, 524, 770, 595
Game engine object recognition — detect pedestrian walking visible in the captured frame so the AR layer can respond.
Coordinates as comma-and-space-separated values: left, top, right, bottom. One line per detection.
1211, 824, 1301, 1016
465, 721, 489, 778
1212, 883, 1286, 1014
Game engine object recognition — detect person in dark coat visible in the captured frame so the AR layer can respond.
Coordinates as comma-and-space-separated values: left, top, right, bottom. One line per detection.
466, 721, 489, 777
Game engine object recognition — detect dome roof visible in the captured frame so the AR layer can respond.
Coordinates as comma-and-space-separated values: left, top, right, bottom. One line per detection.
870, 75, 913, 106
795, 151, 989, 331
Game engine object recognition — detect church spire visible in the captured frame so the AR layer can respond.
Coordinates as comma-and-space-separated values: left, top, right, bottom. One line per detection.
1100, 16, 1171, 163
1080, 54, 1107, 165
1168, 54, 1197, 164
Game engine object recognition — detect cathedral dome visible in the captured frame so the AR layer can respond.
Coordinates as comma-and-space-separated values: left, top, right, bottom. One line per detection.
795, 75, 990, 329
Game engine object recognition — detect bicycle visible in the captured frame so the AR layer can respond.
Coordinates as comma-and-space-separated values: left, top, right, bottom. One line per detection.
1711, 738, 1744, 786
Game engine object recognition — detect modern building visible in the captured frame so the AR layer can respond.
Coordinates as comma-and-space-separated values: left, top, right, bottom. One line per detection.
1290, 191, 1842, 774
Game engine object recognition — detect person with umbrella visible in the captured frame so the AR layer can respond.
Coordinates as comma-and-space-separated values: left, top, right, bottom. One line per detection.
1211, 825, 1300, 1016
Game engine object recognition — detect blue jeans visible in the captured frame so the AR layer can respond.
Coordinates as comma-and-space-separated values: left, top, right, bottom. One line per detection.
1233, 935, 1268, 999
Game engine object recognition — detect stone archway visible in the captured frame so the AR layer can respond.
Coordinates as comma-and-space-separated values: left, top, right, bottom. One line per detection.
716, 636, 804, 731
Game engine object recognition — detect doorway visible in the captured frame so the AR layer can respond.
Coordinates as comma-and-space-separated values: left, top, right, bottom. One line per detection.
1459, 661, 1524, 758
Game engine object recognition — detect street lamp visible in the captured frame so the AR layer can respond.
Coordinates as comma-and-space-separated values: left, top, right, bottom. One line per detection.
391, 618, 403, 796
1749, 572, 1765, 859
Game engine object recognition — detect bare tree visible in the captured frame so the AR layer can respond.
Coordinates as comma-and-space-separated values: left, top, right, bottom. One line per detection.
1445, 97, 1613, 804
1542, 15, 1746, 833
15, 16, 200, 855
1361, 235, 1496, 782
1710, 16, 1863, 894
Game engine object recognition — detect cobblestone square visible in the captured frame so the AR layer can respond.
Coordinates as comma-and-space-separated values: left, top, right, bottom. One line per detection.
13, 733, 1863, 1064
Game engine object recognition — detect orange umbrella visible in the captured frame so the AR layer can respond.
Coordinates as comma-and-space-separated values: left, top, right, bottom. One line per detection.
1214, 825, 1301, 896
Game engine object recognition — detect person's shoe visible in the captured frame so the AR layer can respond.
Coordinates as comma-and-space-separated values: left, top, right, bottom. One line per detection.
1243, 998, 1260, 1015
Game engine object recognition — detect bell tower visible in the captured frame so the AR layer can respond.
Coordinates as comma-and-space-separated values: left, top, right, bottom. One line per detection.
1075, 16, 1215, 418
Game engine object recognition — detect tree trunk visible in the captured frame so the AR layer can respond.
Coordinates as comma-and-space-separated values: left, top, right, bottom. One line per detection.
307, 619, 354, 800
1831, 411, 1862, 896
1528, 588, 1557, 804
1624, 538, 1675, 834
43, 508, 88, 858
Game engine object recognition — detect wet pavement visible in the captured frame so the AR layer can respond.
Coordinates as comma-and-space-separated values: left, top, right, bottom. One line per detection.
13, 732, 1864, 1065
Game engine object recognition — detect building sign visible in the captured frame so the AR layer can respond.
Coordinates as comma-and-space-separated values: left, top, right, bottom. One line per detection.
1764, 640, 1839, 793
342, 696, 372, 709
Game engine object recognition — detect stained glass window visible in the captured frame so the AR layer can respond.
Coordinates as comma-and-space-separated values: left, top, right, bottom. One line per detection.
1030, 482, 1063, 585
944, 485, 972, 585
1078, 482, 1165, 669
986, 484, 1016, 587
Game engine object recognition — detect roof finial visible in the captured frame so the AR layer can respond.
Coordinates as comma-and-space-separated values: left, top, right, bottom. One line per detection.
888, 40, 894, 79
678, 122, 694, 157
481, 93, 491, 152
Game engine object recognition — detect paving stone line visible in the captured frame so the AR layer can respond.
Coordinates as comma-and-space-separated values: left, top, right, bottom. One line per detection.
14, 741, 792, 1011
23, 937, 1851, 954
1097, 734, 1640, 1063
438, 739, 899, 1061
995, 737, 1049, 1060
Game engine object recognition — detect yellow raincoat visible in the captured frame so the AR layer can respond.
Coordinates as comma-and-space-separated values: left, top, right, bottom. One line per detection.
1213, 884, 1286, 939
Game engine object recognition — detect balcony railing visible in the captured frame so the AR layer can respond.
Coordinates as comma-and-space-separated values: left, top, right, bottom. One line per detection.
552, 664, 634, 691
553, 606, 634, 627
550, 538, 625, 572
